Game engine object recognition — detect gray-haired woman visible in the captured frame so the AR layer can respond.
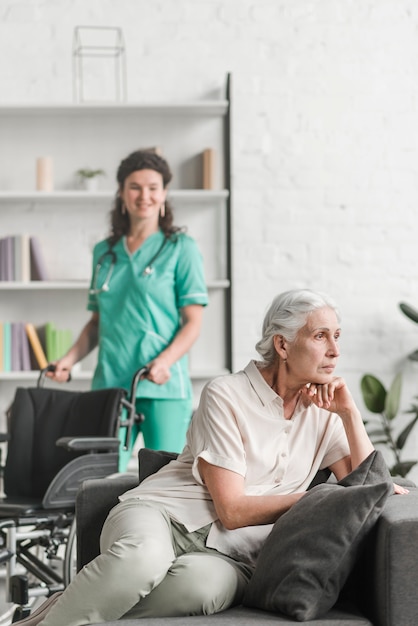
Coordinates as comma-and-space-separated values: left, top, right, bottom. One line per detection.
19, 288, 407, 626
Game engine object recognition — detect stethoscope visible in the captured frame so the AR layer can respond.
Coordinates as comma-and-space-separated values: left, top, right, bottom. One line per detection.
89, 237, 168, 295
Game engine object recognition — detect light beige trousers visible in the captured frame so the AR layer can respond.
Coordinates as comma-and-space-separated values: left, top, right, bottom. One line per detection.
40, 499, 252, 626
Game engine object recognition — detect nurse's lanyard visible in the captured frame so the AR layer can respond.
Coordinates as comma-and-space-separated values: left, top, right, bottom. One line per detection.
89, 236, 168, 295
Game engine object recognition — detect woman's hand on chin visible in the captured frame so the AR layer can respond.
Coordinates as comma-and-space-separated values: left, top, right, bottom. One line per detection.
303, 377, 357, 417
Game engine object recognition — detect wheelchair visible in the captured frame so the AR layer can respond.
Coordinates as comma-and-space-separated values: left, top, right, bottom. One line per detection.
0, 366, 146, 623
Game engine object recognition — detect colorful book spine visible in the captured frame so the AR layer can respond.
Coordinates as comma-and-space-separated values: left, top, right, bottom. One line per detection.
14, 234, 31, 282
30, 236, 49, 281
0, 234, 48, 282
0, 322, 3, 371
2, 322, 11, 372
25, 323, 48, 369
19, 323, 31, 371
45, 322, 72, 361
0, 321, 71, 370
2, 237, 14, 281
11, 323, 21, 371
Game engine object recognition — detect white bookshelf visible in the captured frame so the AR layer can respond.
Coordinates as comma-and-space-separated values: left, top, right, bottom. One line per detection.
0, 75, 233, 419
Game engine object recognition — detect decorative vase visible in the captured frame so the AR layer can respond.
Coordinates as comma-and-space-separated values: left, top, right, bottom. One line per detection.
83, 177, 99, 192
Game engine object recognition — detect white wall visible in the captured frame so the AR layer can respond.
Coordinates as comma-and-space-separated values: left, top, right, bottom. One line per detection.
2, 0, 418, 480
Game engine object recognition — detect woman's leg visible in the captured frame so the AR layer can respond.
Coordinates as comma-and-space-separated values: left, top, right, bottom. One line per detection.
124, 552, 252, 618
38, 500, 176, 626
138, 398, 192, 453
123, 519, 253, 619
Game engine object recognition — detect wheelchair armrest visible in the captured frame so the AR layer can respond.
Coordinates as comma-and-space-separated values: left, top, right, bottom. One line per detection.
56, 436, 120, 452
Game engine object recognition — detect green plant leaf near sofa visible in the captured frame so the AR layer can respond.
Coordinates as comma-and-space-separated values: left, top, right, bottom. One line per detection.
360, 372, 418, 477
399, 301, 418, 360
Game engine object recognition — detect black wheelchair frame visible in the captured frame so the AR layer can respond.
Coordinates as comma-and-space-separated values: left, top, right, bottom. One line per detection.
0, 366, 147, 623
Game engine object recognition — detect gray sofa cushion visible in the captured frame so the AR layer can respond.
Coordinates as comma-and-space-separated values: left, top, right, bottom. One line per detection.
90, 604, 373, 625
243, 451, 393, 622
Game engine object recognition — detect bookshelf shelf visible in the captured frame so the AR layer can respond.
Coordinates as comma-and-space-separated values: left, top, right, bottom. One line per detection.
0, 370, 93, 382
0, 368, 230, 383
0, 190, 229, 204
0, 102, 228, 117
0, 279, 230, 291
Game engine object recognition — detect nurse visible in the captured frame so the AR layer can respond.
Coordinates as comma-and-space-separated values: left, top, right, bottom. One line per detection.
48, 150, 208, 469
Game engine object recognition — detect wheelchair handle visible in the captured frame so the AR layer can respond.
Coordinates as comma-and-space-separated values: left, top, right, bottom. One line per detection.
129, 366, 150, 400
38, 364, 72, 387
119, 366, 150, 451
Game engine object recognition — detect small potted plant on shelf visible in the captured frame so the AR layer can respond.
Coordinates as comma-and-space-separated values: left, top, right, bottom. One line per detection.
75, 168, 106, 192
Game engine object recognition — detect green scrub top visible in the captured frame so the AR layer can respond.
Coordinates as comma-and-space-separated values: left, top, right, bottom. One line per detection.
87, 230, 208, 400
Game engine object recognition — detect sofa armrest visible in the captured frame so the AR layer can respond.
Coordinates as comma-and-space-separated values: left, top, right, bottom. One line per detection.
76, 474, 138, 571
368, 487, 418, 626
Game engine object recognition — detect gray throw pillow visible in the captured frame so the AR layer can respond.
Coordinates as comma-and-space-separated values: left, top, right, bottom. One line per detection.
138, 448, 178, 483
243, 450, 393, 621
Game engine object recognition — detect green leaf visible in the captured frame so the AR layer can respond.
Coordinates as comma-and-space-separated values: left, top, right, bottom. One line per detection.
391, 460, 417, 478
385, 372, 402, 420
361, 374, 386, 413
405, 403, 418, 415
407, 349, 418, 362
396, 415, 418, 450
399, 302, 418, 324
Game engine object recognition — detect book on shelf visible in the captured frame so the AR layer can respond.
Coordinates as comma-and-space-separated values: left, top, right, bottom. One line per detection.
45, 322, 72, 362
0, 321, 32, 372
11, 323, 20, 371
25, 323, 48, 370
202, 148, 216, 190
0, 234, 48, 282
2, 322, 11, 371
14, 234, 31, 282
0, 323, 3, 371
0, 240, 4, 281
30, 236, 49, 281
0, 236, 14, 281
19, 323, 31, 370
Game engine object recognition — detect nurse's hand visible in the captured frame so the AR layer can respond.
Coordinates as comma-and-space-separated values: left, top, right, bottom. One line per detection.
45, 358, 72, 382
146, 358, 171, 385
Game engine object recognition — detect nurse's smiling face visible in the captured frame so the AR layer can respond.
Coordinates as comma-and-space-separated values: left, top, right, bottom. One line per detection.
120, 169, 167, 228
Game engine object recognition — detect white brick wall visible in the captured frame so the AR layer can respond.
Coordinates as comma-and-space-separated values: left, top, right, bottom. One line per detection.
2, 0, 418, 480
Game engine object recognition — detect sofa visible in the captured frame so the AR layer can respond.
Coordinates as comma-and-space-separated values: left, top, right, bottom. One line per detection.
75, 449, 418, 626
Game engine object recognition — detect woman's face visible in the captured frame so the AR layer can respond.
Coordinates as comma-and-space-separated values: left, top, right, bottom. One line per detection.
282, 307, 341, 386
120, 169, 167, 226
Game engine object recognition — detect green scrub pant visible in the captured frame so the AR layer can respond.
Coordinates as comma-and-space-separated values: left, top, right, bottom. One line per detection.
39, 500, 252, 626
118, 398, 192, 472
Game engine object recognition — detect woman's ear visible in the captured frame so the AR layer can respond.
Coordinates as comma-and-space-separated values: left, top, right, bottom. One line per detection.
273, 335, 288, 361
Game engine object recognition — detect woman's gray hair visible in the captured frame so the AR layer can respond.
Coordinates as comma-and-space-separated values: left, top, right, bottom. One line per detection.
255, 289, 340, 365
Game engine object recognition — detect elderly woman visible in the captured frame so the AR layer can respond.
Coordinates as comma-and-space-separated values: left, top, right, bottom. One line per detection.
20, 289, 407, 626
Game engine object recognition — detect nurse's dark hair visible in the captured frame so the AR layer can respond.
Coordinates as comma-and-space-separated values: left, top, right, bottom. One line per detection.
108, 150, 183, 246
255, 289, 341, 365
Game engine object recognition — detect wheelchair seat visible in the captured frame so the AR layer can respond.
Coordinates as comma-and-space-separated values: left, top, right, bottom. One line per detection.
0, 381, 135, 622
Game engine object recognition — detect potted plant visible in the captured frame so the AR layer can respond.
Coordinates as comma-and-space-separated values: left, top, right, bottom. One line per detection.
361, 372, 418, 477
75, 168, 106, 192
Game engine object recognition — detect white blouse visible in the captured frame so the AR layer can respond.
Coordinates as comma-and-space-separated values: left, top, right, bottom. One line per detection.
120, 360, 350, 566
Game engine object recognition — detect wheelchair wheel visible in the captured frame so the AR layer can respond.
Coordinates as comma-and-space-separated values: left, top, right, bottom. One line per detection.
63, 519, 77, 586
